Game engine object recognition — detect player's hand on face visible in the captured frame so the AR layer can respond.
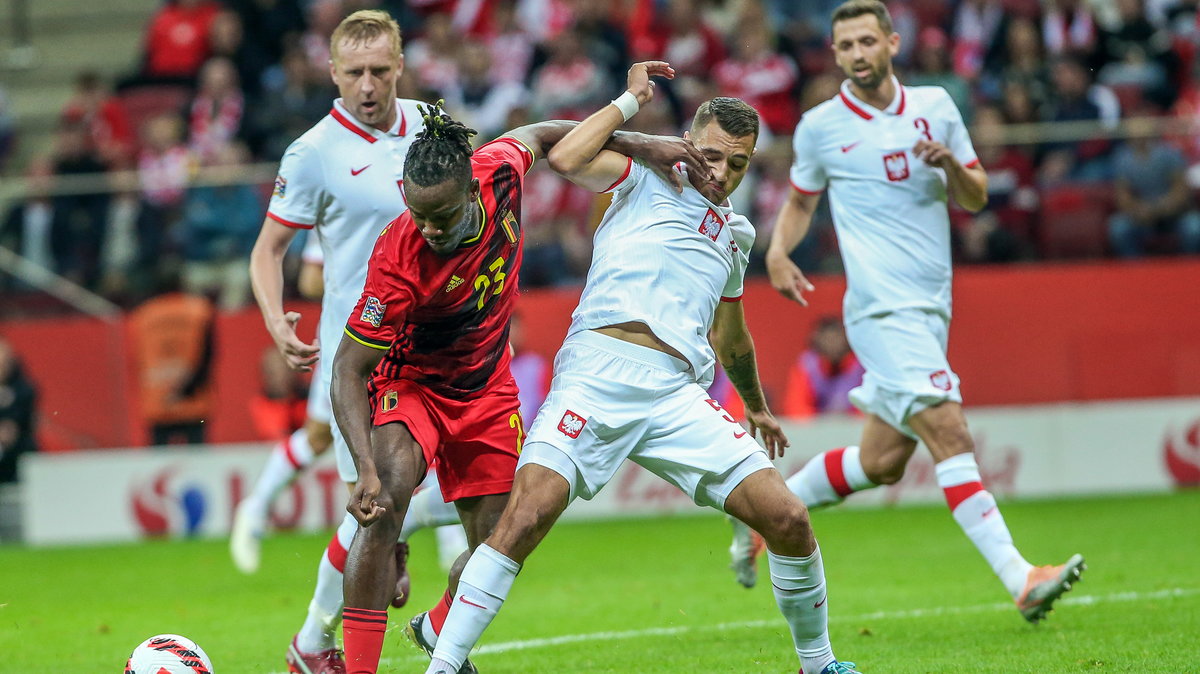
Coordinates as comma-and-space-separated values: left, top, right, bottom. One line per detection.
626, 61, 674, 106
270, 311, 320, 371
765, 250, 814, 306
913, 139, 954, 169
639, 135, 712, 193
348, 470, 386, 527
746, 409, 789, 460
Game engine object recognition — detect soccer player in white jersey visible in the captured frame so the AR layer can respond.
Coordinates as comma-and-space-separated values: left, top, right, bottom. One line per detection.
424, 62, 859, 674
728, 0, 1085, 624
246, 10, 462, 673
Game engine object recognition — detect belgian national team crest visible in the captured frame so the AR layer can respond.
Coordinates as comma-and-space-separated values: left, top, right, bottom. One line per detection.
361, 296, 386, 328
698, 209, 724, 241
381, 390, 399, 412
557, 410, 587, 439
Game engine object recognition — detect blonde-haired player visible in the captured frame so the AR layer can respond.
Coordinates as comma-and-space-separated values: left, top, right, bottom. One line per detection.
729, 0, 1085, 624
245, 10, 462, 672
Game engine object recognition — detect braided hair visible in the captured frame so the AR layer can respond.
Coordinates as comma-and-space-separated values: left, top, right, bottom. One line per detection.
405, 100, 478, 189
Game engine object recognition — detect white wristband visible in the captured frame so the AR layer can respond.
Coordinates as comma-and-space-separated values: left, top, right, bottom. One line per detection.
610, 91, 640, 123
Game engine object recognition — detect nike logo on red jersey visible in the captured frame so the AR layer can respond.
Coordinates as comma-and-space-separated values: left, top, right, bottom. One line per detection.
840, 142, 861, 153
351, 165, 371, 176
459, 595, 487, 610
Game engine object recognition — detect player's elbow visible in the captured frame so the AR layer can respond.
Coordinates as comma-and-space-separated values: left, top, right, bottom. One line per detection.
547, 145, 584, 176
962, 193, 988, 213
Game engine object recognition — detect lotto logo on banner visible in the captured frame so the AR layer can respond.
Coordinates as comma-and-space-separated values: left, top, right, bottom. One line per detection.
883, 151, 910, 182
1164, 419, 1200, 487
698, 209, 724, 241
361, 296, 385, 328
558, 410, 587, 439
130, 467, 208, 538
930, 369, 952, 392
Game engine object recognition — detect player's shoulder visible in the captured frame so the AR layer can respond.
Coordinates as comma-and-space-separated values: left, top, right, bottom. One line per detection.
904, 84, 957, 111
796, 96, 843, 130
283, 112, 340, 157
396, 98, 427, 131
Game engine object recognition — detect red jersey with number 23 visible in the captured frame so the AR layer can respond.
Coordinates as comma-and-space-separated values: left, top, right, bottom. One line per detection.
345, 138, 534, 403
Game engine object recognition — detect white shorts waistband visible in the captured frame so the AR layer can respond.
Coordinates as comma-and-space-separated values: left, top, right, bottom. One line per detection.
568, 330, 691, 375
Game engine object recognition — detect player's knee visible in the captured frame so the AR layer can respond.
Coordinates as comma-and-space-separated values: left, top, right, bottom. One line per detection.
305, 421, 333, 454
862, 451, 908, 485
927, 423, 974, 459
761, 501, 814, 549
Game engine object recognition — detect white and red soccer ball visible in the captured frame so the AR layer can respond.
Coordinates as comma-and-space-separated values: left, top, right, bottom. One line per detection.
125, 634, 214, 674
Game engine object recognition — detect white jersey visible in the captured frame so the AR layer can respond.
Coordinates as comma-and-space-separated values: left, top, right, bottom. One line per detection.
569, 159, 755, 385
266, 98, 424, 381
789, 78, 978, 322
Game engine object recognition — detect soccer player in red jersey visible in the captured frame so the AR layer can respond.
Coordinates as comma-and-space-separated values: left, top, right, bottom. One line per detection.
330, 101, 708, 674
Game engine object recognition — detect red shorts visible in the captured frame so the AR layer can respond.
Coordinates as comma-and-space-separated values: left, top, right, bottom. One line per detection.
371, 377, 522, 502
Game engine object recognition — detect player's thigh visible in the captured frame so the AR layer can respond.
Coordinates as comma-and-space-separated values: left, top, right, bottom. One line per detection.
633, 381, 768, 508
369, 420, 429, 508
907, 400, 974, 462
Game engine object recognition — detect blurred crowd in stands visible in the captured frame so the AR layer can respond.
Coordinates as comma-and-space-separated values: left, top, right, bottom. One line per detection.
2, 0, 1200, 313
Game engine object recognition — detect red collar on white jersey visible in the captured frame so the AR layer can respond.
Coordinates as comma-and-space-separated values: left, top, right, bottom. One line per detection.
330, 99, 408, 143
838, 77, 906, 121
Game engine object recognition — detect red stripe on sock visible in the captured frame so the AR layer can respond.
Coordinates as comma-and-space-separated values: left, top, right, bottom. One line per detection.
326, 532, 348, 572
943, 481, 984, 511
282, 437, 302, 470
427, 589, 454, 635
343, 607, 387, 674
824, 447, 852, 497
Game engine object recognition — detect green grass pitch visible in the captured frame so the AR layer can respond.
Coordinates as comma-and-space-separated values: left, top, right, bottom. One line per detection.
2, 491, 1198, 672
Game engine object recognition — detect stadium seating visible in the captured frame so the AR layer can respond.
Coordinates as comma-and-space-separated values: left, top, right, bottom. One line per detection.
1037, 183, 1112, 258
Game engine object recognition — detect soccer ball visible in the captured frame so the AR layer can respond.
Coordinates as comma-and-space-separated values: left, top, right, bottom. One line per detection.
124, 634, 214, 674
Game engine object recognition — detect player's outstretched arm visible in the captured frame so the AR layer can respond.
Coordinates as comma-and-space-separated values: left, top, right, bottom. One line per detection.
765, 189, 822, 306
547, 61, 674, 192
711, 300, 790, 459
250, 217, 320, 370
330, 333, 387, 526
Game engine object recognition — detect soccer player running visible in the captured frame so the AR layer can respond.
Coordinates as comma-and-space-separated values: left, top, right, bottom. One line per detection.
729, 0, 1085, 623
331, 101, 709, 673
424, 62, 859, 674
245, 10, 463, 672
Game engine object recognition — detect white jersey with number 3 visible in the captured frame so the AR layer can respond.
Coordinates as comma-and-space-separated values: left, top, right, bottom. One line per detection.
568, 159, 755, 385
789, 79, 978, 322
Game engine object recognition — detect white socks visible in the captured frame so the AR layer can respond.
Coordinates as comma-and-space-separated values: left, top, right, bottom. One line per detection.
426, 544, 520, 673
768, 547, 836, 674
245, 429, 314, 516
786, 446, 875, 508
296, 511, 357, 653
936, 454, 1033, 597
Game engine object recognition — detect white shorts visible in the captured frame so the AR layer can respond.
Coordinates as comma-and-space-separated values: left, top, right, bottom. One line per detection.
845, 308, 961, 440
308, 359, 357, 483
520, 330, 773, 510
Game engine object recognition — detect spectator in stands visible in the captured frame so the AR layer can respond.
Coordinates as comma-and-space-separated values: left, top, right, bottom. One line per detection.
135, 113, 193, 293
251, 346, 308, 442
712, 17, 800, 135
1042, 0, 1099, 60
181, 141, 261, 309
253, 46, 332, 160
1097, 0, 1177, 108
1039, 55, 1117, 183
0, 338, 38, 484
959, 104, 1038, 262
187, 58, 246, 163
443, 42, 529, 141
406, 12, 461, 96
129, 271, 216, 446
484, 0, 536, 85
226, 0, 305, 68
141, 0, 223, 83
571, 0, 632, 90
951, 0, 1006, 82
49, 119, 109, 289
60, 71, 135, 170
908, 27, 974, 123
529, 25, 611, 120
0, 158, 56, 281
780, 317, 864, 419
982, 16, 1051, 109
1108, 116, 1200, 256
638, 0, 726, 112
208, 9, 272, 98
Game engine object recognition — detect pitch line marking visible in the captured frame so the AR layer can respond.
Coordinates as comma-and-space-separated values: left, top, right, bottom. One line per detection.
369, 587, 1199, 666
